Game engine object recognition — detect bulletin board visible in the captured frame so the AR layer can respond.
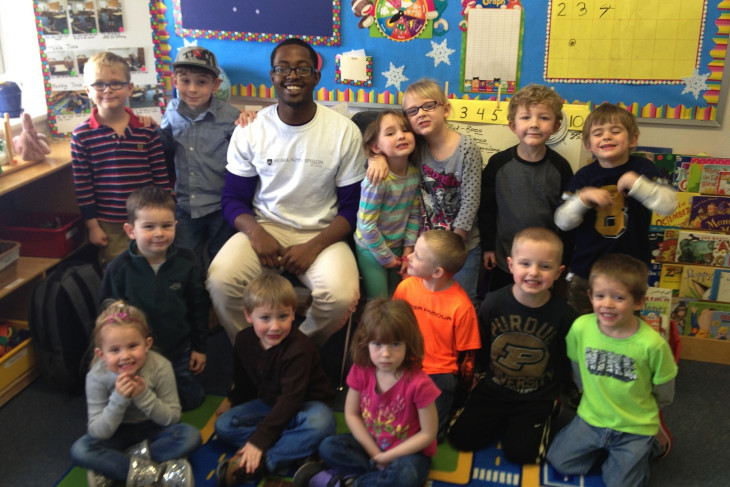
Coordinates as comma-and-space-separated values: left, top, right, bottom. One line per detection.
33, 0, 170, 136
32, 1, 730, 127
174, 0, 340, 46
159, 0, 730, 125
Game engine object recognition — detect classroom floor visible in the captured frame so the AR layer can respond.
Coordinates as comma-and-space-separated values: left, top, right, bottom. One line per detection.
1, 326, 728, 486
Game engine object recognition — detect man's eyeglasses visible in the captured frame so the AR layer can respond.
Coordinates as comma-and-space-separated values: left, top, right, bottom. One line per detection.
271, 65, 316, 77
403, 101, 442, 118
89, 81, 129, 91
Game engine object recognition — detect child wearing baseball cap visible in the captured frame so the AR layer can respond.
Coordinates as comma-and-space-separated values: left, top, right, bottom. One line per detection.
158, 46, 242, 269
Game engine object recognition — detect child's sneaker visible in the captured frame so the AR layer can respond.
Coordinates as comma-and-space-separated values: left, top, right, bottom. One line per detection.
308, 469, 356, 487
292, 461, 325, 487
86, 470, 115, 487
215, 453, 266, 487
654, 411, 673, 460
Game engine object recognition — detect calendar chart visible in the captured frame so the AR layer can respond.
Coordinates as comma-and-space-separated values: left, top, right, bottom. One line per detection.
545, 0, 707, 82
463, 7, 523, 94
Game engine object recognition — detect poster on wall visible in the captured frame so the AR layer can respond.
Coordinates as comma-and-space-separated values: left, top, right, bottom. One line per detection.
34, 0, 169, 136
461, 1, 523, 95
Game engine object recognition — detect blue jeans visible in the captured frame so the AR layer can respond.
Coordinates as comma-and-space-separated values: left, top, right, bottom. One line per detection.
547, 416, 655, 487
319, 433, 431, 487
70, 421, 202, 481
453, 245, 481, 309
170, 351, 205, 412
215, 399, 335, 471
175, 208, 235, 269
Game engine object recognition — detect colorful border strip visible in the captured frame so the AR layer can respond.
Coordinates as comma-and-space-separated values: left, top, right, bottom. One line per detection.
33, 0, 59, 137
150, 1, 173, 93
172, 0, 341, 47
228, 82, 718, 123
705, 0, 730, 107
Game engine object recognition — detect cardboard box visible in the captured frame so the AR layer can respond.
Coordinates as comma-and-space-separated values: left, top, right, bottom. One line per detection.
0, 240, 20, 288
0, 213, 83, 258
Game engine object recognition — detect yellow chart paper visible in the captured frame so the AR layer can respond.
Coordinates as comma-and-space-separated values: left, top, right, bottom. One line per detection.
546, 0, 706, 81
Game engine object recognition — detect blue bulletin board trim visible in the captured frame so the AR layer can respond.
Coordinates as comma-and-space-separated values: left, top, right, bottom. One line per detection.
173, 0, 341, 46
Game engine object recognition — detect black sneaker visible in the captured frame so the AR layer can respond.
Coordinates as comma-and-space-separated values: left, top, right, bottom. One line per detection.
292, 461, 326, 487
216, 453, 266, 487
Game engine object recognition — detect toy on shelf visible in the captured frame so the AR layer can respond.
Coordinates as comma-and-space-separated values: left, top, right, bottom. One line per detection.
12, 113, 51, 163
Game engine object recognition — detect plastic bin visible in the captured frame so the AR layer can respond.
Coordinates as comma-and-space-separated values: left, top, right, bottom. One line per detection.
0, 213, 83, 258
0, 320, 36, 398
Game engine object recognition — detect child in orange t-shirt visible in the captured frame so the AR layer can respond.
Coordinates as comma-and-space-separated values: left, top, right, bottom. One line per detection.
394, 229, 481, 440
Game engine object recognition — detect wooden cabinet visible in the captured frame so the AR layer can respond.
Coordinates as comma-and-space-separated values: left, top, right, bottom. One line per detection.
0, 141, 77, 405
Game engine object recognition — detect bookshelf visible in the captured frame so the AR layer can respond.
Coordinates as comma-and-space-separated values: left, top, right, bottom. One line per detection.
649, 152, 730, 365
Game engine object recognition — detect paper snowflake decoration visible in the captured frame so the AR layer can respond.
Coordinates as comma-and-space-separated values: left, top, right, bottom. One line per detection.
382, 62, 409, 91
426, 39, 455, 67
681, 68, 710, 99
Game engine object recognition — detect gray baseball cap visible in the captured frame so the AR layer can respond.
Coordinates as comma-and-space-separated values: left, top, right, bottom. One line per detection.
173, 46, 220, 76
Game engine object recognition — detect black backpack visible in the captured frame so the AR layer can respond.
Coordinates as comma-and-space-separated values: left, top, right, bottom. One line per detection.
28, 262, 101, 393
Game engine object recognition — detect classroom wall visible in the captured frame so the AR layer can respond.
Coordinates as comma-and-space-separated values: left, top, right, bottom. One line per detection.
1, 1, 728, 158
638, 115, 730, 157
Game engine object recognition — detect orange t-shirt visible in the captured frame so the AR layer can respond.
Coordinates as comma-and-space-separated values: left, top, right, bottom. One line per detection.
394, 276, 481, 375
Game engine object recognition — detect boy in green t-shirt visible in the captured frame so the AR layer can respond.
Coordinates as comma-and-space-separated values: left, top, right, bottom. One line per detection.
547, 253, 678, 487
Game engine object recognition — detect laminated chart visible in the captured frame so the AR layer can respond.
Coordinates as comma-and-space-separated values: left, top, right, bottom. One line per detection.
545, 0, 707, 82
463, 6, 523, 95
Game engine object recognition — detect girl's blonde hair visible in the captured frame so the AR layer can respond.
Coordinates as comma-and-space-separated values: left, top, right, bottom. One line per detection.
402, 78, 448, 105
92, 300, 150, 359
351, 298, 424, 371
361, 110, 419, 165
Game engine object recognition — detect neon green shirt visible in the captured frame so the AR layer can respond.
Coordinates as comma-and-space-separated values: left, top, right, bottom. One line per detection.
567, 313, 678, 436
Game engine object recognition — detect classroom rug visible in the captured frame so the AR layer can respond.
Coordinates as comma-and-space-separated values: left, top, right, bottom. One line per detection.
55, 395, 605, 487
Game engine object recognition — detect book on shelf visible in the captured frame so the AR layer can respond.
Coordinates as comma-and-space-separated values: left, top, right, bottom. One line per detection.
671, 298, 693, 336
635, 146, 673, 154
678, 264, 715, 299
652, 153, 679, 183
634, 150, 676, 183
648, 262, 662, 288
688, 195, 730, 232
699, 164, 730, 195
685, 300, 730, 340
671, 155, 694, 191
686, 162, 703, 193
640, 287, 672, 339
659, 263, 683, 296
652, 191, 693, 228
709, 268, 730, 303
650, 226, 680, 262
675, 230, 730, 267
687, 157, 730, 193
716, 171, 730, 196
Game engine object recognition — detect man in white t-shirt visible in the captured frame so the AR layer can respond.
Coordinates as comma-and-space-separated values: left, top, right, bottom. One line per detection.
207, 38, 365, 346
